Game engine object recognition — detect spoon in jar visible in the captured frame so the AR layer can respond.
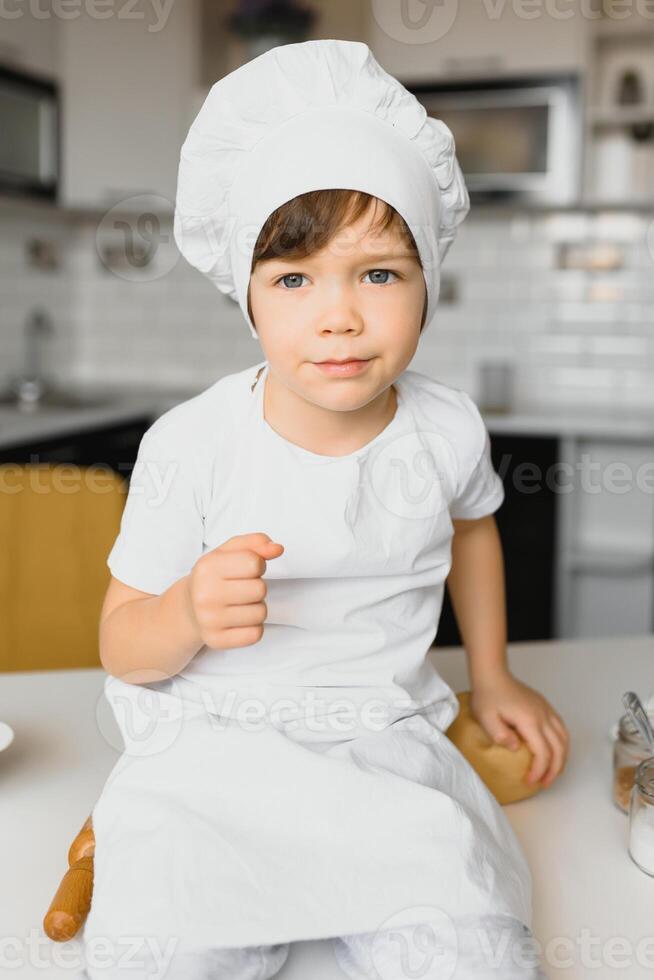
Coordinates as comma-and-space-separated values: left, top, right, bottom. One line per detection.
622, 691, 654, 751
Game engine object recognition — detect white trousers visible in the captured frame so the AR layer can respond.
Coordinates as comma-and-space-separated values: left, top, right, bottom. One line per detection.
80, 913, 546, 979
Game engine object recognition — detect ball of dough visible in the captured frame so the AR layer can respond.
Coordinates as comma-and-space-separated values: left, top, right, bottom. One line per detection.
445, 691, 543, 805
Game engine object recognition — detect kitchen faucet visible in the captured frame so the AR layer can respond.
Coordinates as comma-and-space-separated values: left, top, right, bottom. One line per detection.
8, 308, 55, 404
0, 310, 110, 410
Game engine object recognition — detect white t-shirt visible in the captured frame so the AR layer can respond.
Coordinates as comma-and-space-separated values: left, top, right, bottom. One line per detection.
107, 359, 505, 741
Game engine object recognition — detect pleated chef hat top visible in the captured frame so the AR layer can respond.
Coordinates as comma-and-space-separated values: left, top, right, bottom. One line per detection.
173, 39, 470, 340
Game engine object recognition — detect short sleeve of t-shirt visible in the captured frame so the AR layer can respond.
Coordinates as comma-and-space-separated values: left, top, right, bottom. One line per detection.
449, 389, 505, 520
107, 427, 205, 594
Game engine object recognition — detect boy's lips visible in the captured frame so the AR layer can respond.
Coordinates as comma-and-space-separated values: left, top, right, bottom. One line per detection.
317, 358, 367, 364
313, 358, 372, 376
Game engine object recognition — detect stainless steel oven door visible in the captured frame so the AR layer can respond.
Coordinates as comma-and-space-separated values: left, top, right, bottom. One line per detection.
0, 66, 59, 200
409, 74, 582, 205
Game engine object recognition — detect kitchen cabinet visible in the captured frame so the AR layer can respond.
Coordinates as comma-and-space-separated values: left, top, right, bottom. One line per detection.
201, 0, 367, 84
0, 418, 151, 676
0, 418, 151, 477
365, 1, 589, 81
0, 6, 58, 77
583, 16, 654, 206
436, 428, 654, 647
555, 436, 654, 639
57, 0, 198, 209
436, 433, 559, 647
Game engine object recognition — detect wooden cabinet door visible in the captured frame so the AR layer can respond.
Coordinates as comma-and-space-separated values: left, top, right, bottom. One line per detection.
0, 418, 151, 474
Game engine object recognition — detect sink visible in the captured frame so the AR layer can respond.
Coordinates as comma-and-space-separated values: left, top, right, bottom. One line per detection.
0, 389, 116, 411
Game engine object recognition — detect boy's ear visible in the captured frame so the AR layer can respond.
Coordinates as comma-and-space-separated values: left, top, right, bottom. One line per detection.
419, 292, 428, 332
246, 284, 258, 333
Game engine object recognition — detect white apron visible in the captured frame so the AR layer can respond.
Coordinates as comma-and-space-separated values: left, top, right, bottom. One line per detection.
85, 361, 533, 950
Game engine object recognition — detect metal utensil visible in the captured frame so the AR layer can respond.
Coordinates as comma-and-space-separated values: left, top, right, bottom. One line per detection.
622, 691, 654, 751
0, 721, 14, 752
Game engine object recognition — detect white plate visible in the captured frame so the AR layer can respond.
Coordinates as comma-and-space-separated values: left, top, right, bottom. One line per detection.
0, 722, 14, 752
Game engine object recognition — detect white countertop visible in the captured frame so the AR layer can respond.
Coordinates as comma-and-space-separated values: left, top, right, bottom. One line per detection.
2, 633, 654, 979
483, 405, 654, 439
0, 385, 195, 450
0, 380, 653, 450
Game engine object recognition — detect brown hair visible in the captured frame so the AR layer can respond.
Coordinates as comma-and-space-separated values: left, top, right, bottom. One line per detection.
247, 189, 428, 333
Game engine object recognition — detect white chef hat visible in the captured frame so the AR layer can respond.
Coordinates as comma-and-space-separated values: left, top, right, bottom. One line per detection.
173, 39, 470, 340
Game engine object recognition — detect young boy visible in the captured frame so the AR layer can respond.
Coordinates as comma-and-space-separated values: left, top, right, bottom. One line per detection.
82, 39, 567, 980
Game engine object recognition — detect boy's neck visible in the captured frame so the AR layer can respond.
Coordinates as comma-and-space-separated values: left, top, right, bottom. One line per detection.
262, 368, 398, 458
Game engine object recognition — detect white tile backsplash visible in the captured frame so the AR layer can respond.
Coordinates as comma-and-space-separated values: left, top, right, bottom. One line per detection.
1, 204, 654, 410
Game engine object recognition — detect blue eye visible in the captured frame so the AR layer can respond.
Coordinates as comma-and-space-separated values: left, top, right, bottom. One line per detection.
276, 273, 307, 289
274, 269, 400, 289
363, 269, 398, 285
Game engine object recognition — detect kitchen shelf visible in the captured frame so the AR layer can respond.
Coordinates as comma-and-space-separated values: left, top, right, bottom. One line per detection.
588, 106, 654, 127
564, 546, 654, 574
575, 196, 654, 210
3, 187, 653, 223
467, 198, 654, 215
0, 191, 174, 223
591, 17, 654, 39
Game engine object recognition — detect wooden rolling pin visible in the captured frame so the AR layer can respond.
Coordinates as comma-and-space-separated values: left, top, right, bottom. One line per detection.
43, 816, 95, 942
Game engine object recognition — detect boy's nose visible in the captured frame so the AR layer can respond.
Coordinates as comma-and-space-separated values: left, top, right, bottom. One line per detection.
314, 300, 365, 334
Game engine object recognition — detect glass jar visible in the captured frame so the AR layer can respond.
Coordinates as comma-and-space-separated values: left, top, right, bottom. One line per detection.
628, 757, 654, 876
613, 711, 654, 813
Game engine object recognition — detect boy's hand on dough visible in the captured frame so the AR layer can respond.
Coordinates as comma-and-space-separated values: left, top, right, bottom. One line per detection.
185, 533, 284, 650
469, 670, 570, 789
